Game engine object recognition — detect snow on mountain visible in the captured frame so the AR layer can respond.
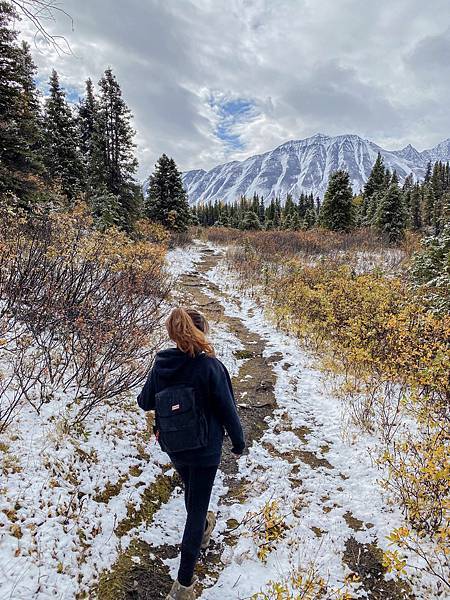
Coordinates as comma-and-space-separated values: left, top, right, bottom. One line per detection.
181, 134, 450, 205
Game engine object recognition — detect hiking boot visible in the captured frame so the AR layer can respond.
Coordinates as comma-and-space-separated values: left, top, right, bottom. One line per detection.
201, 510, 216, 550
166, 577, 197, 600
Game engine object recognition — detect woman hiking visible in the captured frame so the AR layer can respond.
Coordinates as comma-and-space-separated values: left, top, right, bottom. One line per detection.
137, 307, 245, 600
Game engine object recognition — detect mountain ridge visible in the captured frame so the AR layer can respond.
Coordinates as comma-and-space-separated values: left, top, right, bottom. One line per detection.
180, 133, 450, 205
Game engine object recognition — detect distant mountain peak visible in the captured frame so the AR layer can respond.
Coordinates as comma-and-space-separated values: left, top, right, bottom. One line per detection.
182, 134, 450, 205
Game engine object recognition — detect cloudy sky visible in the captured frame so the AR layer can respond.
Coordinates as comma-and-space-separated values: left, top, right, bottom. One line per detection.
18, 0, 450, 178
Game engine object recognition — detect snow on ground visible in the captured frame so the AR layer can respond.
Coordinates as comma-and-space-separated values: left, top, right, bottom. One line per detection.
0, 391, 169, 599
143, 243, 436, 599
0, 244, 207, 599
0, 242, 439, 599
165, 244, 204, 279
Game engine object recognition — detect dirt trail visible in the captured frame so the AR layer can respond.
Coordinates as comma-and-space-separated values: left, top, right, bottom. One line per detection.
95, 243, 413, 600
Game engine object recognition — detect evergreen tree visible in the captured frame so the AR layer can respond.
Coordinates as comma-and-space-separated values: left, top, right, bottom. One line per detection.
375, 182, 406, 243
91, 68, 139, 227
266, 198, 275, 222
91, 191, 122, 231
43, 70, 84, 200
410, 223, 450, 313
145, 154, 191, 231
423, 184, 435, 227
283, 194, 296, 218
0, 4, 43, 200
298, 193, 307, 219
289, 211, 302, 230
303, 207, 316, 229
409, 184, 422, 230
319, 170, 353, 231
258, 196, 265, 224
273, 198, 282, 228
364, 153, 386, 199
241, 210, 261, 230
77, 78, 97, 184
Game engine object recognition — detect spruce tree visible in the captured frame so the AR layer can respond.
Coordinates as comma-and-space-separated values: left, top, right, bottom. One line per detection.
91, 191, 122, 231
258, 196, 265, 224
77, 78, 97, 185
409, 184, 422, 230
273, 198, 282, 228
364, 153, 385, 198
92, 68, 139, 227
361, 153, 386, 225
289, 211, 302, 230
375, 182, 406, 243
145, 154, 191, 231
43, 70, 84, 200
303, 207, 316, 229
0, 4, 43, 200
319, 170, 353, 231
241, 210, 261, 230
423, 184, 435, 227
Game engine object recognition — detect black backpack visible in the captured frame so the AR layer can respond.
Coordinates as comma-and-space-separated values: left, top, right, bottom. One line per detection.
154, 385, 208, 454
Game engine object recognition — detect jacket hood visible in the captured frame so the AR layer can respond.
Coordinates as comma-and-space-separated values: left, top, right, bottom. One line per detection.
154, 347, 197, 378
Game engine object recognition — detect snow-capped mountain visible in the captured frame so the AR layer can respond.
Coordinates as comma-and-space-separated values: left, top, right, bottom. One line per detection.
182, 133, 450, 205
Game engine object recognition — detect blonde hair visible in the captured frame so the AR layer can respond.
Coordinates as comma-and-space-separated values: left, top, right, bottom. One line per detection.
166, 307, 214, 357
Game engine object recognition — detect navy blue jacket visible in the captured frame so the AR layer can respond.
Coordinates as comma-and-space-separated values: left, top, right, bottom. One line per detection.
137, 348, 245, 466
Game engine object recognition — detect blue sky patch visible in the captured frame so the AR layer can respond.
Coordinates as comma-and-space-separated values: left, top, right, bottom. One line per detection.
209, 95, 258, 151
35, 76, 81, 105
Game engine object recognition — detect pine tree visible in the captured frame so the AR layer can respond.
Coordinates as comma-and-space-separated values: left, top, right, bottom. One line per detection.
0, 4, 43, 200
77, 78, 97, 185
289, 211, 302, 230
91, 68, 139, 227
410, 223, 450, 313
266, 198, 275, 222
375, 182, 406, 243
364, 153, 385, 199
273, 198, 282, 228
423, 184, 435, 227
409, 184, 422, 230
361, 153, 387, 225
145, 154, 191, 231
303, 207, 316, 229
43, 70, 84, 200
91, 191, 122, 231
258, 196, 265, 224
241, 210, 261, 230
319, 170, 353, 231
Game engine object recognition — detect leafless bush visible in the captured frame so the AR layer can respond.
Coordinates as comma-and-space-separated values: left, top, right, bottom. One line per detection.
0, 205, 170, 431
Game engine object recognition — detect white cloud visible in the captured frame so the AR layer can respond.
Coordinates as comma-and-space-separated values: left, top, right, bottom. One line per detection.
18, 0, 450, 178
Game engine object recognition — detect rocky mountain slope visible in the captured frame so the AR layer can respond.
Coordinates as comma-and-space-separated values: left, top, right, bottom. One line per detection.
181, 133, 450, 204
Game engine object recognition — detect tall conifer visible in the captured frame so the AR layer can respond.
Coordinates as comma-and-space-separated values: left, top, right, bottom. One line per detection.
319, 170, 353, 231
145, 154, 191, 231
43, 70, 84, 200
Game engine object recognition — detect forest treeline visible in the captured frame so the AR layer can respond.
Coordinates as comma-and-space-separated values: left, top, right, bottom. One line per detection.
194, 156, 450, 243
2, 0, 449, 249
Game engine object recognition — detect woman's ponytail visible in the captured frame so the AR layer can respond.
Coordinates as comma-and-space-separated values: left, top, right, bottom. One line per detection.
166, 307, 215, 357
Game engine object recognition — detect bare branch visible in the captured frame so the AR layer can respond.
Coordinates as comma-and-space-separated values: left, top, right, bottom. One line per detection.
10, 0, 73, 55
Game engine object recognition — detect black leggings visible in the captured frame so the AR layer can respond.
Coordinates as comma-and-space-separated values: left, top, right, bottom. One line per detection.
174, 464, 218, 587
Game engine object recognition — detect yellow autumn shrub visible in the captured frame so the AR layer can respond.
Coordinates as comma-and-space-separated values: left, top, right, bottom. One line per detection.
225, 240, 449, 590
